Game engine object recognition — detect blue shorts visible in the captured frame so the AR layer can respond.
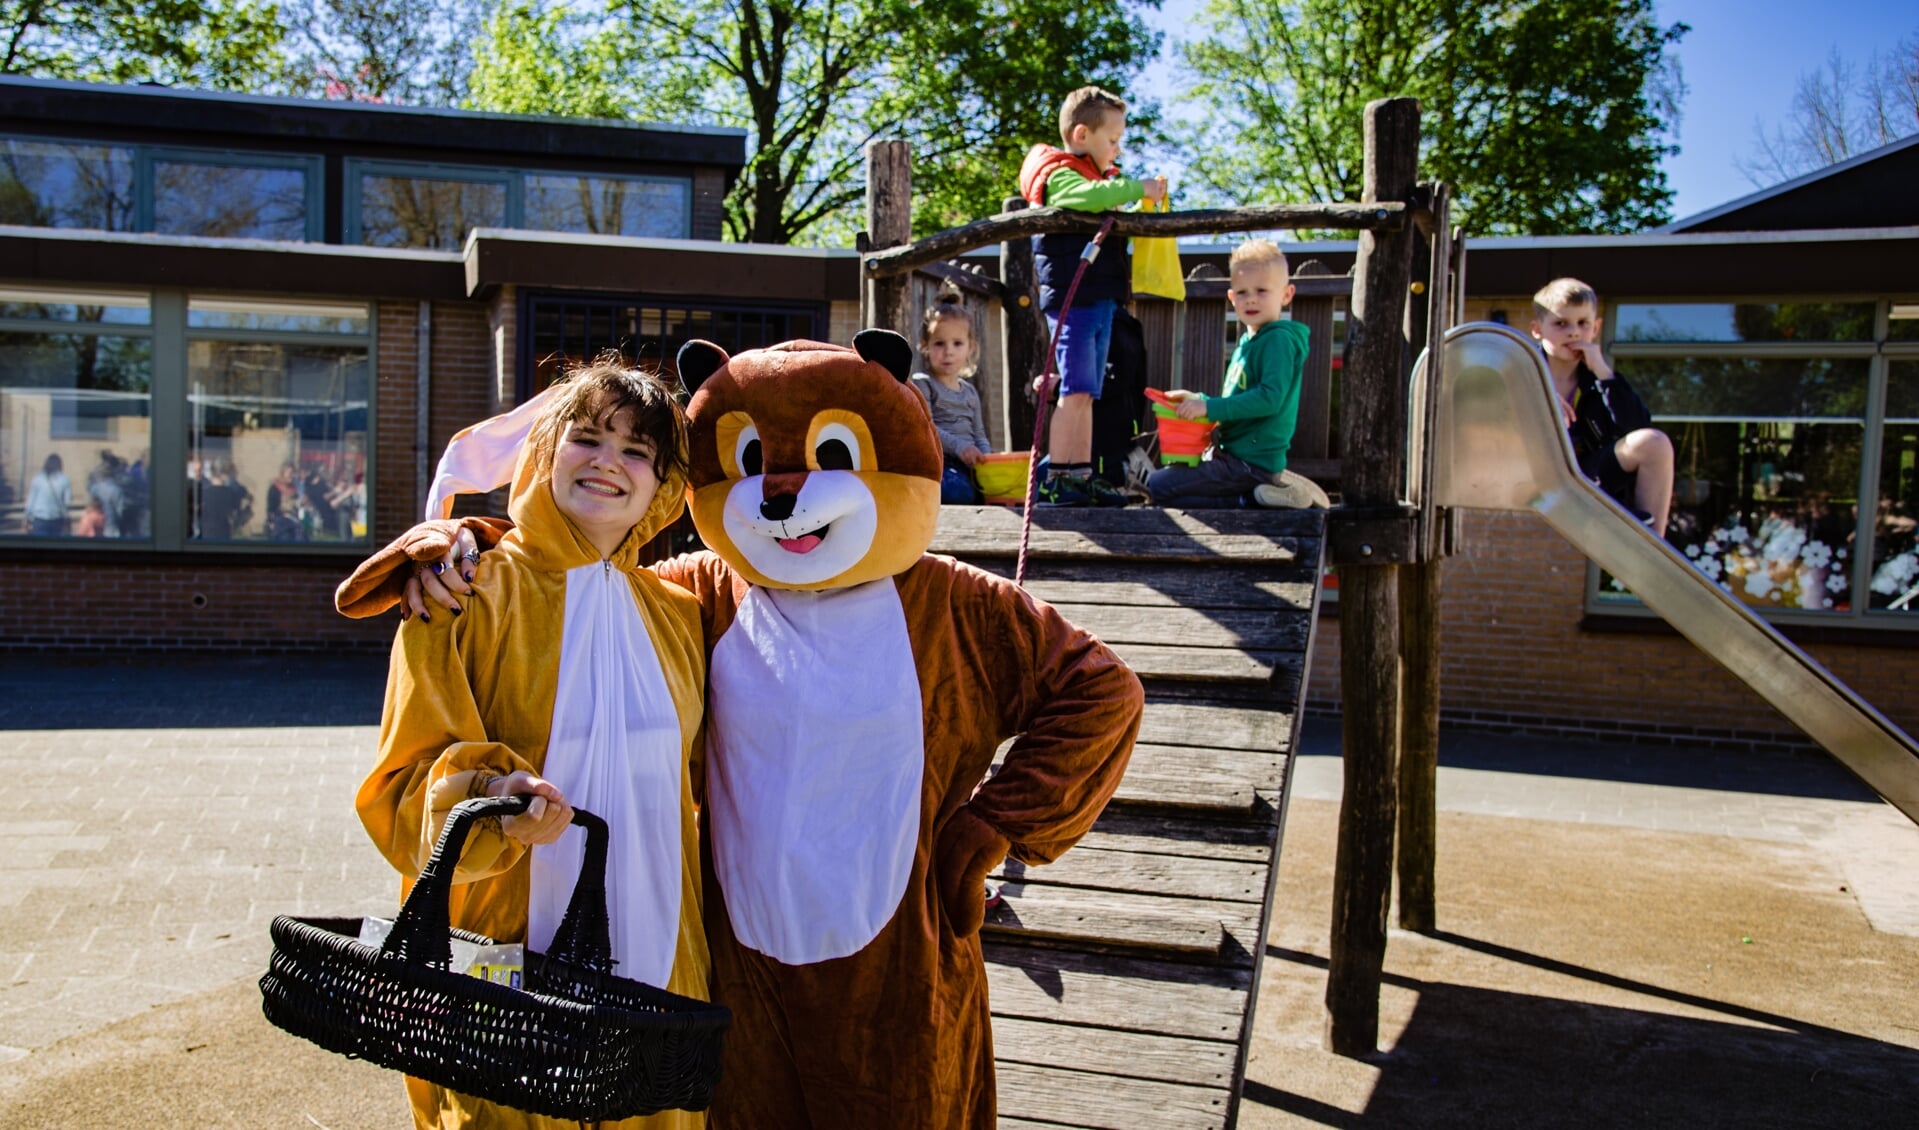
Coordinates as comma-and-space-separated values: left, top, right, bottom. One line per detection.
1046, 299, 1116, 399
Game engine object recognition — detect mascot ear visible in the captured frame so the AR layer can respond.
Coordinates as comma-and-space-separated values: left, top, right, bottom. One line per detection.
676, 339, 730, 395
852, 329, 914, 384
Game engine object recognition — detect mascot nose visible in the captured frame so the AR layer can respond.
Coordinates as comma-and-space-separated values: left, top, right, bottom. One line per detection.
760, 472, 809, 522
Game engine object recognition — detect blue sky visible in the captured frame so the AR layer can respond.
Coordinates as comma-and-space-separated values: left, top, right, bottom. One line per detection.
1138, 0, 1918, 224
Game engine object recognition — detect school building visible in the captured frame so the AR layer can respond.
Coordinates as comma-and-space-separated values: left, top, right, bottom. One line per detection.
2, 75, 1914, 748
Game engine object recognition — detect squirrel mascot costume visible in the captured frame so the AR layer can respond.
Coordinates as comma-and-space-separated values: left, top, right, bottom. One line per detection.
338, 331, 1143, 1129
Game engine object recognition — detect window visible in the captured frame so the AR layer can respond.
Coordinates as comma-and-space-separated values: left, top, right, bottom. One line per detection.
1596, 298, 1918, 626
0, 287, 152, 540
348, 160, 694, 250
0, 138, 137, 231
187, 298, 371, 544
522, 174, 691, 238
0, 135, 321, 240
0, 288, 372, 550
518, 293, 822, 399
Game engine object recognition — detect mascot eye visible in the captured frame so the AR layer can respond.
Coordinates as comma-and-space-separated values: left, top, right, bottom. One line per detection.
735, 424, 763, 478
813, 422, 862, 472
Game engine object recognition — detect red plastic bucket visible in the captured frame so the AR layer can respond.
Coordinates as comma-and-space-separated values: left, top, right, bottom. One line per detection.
1145, 388, 1216, 466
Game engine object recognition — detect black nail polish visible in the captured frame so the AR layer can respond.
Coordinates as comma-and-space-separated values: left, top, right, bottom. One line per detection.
431, 562, 446, 576
420, 611, 432, 623
463, 572, 474, 585
450, 605, 463, 616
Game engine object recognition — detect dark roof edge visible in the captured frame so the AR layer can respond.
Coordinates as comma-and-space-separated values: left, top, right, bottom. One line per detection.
1653, 133, 1919, 233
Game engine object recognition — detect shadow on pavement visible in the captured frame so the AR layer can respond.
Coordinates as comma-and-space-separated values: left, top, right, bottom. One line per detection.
0, 652, 387, 730
1297, 714, 1880, 804
1252, 943, 1919, 1126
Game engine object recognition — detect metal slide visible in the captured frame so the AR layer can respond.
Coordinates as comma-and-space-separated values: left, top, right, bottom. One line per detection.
1418, 322, 1919, 826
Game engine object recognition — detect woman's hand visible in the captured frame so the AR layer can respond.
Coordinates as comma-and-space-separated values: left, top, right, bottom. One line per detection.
484, 771, 575, 846
403, 526, 481, 621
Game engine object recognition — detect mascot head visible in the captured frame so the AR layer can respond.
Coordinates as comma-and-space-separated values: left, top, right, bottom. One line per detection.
677, 330, 942, 591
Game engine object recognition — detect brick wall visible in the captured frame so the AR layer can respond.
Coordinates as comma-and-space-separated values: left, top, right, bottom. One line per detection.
0, 561, 395, 652
372, 301, 421, 543
1308, 509, 1919, 748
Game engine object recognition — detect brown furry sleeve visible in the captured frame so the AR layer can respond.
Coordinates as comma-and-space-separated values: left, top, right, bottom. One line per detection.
335, 517, 514, 618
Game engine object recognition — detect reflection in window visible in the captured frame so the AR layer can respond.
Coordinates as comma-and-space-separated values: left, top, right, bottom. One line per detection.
1870, 361, 1919, 615
155, 160, 309, 240
0, 137, 137, 231
0, 287, 150, 324
1598, 356, 1868, 614
187, 340, 369, 542
1614, 302, 1877, 343
358, 174, 505, 249
188, 297, 368, 335
1890, 305, 1919, 343
522, 175, 691, 237
0, 330, 153, 540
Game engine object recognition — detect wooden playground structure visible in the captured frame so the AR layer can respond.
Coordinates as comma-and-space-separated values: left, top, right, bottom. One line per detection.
857, 97, 1919, 1128
859, 100, 1457, 1124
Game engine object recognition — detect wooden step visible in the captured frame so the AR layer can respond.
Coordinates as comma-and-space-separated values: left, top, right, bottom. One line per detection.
981, 880, 1260, 959
966, 558, 1321, 611
984, 947, 1250, 1042
996, 846, 1267, 904
931, 506, 1310, 564
997, 1062, 1229, 1130
994, 1016, 1235, 1088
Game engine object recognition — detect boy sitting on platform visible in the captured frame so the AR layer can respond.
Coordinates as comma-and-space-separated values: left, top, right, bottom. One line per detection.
1018, 84, 1166, 507
1530, 277, 1674, 536
1147, 240, 1329, 509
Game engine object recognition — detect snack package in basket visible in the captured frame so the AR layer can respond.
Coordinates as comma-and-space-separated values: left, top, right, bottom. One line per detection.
358, 916, 525, 989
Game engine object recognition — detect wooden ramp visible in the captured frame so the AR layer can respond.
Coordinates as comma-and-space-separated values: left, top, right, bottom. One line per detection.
930, 504, 1327, 1130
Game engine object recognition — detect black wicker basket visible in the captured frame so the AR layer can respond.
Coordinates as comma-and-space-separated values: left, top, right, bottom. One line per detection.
260, 794, 729, 1120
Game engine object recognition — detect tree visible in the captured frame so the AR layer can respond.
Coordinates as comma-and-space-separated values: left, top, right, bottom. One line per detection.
1739, 33, 1919, 188
284, 0, 487, 103
1, 0, 290, 89
466, 2, 635, 120
602, 0, 1159, 244
1172, 0, 1688, 235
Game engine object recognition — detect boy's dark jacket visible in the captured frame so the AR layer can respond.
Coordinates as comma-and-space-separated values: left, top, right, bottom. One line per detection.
1017, 144, 1131, 311
1567, 360, 1653, 500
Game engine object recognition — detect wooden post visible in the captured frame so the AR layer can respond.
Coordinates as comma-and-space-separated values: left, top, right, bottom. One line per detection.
998, 195, 1046, 451
1325, 96, 1420, 1057
1395, 189, 1453, 935
862, 140, 913, 335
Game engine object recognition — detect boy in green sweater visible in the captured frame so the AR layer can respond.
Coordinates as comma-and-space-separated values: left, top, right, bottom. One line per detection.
1148, 240, 1330, 509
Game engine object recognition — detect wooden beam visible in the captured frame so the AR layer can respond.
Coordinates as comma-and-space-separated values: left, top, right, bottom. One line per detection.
866, 202, 1408, 279
860, 139, 913, 335
998, 195, 1046, 451
915, 258, 1003, 299
1325, 96, 1420, 1058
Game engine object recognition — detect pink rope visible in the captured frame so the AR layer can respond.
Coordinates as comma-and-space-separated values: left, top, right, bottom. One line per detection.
1015, 215, 1119, 587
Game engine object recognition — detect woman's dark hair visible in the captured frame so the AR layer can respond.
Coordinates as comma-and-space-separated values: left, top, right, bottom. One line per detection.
527, 353, 690, 488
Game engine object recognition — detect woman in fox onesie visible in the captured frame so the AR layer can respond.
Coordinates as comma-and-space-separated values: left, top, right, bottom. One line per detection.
338, 330, 1143, 1129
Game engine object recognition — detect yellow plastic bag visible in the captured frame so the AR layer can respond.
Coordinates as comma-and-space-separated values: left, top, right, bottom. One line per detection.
1131, 195, 1186, 301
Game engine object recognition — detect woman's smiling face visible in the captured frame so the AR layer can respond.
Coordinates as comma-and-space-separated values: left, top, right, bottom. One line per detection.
548, 408, 660, 556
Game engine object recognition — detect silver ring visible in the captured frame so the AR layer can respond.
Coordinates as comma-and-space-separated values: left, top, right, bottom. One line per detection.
461, 549, 481, 564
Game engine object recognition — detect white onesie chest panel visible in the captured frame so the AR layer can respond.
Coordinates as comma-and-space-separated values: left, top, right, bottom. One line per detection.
529, 562, 685, 987
708, 578, 925, 965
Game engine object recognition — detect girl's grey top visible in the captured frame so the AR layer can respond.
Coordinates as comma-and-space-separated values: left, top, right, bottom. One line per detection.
911, 372, 993, 461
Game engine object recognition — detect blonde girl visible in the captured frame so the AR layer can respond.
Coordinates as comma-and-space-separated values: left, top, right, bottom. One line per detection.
909, 283, 993, 504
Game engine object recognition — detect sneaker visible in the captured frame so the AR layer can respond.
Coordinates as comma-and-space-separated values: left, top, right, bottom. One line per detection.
1253, 471, 1331, 509
1038, 474, 1090, 507
983, 882, 1004, 910
1086, 477, 1129, 508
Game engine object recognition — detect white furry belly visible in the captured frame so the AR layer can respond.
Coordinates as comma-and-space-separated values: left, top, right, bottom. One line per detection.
707, 579, 924, 964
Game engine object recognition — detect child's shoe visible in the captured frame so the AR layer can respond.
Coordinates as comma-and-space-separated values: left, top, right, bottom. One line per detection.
1038, 473, 1091, 507
1087, 477, 1129, 508
1253, 470, 1331, 509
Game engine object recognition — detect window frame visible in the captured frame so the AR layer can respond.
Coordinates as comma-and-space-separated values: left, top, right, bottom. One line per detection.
0, 132, 325, 241
1585, 294, 1919, 631
1, 283, 376, 556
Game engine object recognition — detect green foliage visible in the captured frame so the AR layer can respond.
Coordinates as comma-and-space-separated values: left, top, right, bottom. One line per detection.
1174, 0, 1687, 234
884, 1, 1162, 238
466, 3, 634, 120
1, 0, 291, 89
284, 0, 487, 103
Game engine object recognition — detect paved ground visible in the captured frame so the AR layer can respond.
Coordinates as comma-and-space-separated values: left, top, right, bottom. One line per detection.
1, 653, 1916, 1127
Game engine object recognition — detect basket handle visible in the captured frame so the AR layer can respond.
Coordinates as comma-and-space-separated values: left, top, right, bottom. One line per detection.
383, 794, 616, 973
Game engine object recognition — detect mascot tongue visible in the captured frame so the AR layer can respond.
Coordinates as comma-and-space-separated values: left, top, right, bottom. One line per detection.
778, 533, 823, 554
